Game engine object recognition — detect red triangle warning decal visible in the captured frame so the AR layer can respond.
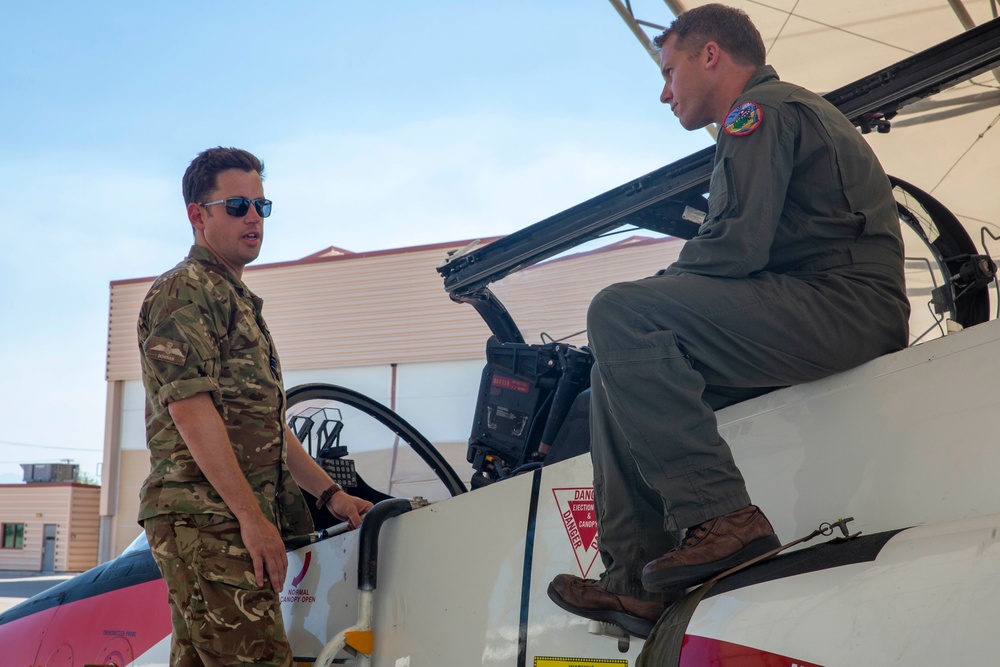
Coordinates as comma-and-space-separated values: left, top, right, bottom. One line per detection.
552, 487, 600, 578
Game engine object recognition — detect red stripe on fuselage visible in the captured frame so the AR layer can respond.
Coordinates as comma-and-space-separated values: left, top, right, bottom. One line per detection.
681, 634, 825, 666
0, 578, 171, 665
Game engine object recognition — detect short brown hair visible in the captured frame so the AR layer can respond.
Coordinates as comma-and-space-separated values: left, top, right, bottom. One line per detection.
182, 147, 265, 205
654, 4, 766, 69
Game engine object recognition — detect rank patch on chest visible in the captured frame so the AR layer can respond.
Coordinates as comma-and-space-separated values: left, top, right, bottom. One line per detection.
724, 101, 763, 137
146, 336, 188, 365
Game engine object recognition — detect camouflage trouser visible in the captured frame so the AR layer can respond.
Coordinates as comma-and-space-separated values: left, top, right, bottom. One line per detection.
143, 513, 292, 667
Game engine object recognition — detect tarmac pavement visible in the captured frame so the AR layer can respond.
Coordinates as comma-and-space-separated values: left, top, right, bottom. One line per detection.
0, 571, 74, 614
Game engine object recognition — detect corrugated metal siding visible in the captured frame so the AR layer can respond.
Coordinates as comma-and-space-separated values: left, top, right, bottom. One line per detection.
107, 236, 685, 381
0, 490, 42, 570
243, 249, 492, 368
107, 281, 157, 380
107, 243, 493, 381
67, 486, 100, 572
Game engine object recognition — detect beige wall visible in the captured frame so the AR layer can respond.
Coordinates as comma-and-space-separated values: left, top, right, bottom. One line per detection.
114, 450, 152, 555
66, 484, 101, 572
0, 483, 100, 573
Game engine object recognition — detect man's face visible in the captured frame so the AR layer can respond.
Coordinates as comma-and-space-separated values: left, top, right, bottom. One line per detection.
190, 168, 265, 275
659, 34, 714, 131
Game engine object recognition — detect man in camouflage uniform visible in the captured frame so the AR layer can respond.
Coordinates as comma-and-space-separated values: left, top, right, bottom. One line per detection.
549, 4, 910, 636
138, 147, 373, 666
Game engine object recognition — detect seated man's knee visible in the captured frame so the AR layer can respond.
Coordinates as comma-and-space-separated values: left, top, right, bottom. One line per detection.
588, 282, 642, 347
587, 282, 646, 349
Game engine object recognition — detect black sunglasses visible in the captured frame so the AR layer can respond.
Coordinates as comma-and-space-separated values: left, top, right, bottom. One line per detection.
200, 197, 272, 218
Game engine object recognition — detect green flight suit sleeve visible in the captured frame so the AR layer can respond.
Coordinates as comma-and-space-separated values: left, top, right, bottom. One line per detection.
663, 101, 796, 278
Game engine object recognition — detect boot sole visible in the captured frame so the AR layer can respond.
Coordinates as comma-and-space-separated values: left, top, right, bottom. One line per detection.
546, 582, 658, 639
642, 533, 782, 592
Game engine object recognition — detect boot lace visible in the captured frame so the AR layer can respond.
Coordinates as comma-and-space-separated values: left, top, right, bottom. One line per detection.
680, 520, 711, 548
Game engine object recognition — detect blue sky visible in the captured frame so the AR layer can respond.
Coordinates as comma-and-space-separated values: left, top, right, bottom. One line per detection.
0, 2, 711, 483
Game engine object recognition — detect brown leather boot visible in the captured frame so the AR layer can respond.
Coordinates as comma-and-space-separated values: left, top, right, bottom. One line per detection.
547, 574, 677, 638
641, 505, 780, 592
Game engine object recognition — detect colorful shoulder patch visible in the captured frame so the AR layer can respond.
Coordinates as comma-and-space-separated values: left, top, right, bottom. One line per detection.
723, 101, 763, 137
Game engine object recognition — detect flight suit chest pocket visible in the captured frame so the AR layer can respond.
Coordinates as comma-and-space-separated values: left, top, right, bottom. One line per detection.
706, 156, 738, 224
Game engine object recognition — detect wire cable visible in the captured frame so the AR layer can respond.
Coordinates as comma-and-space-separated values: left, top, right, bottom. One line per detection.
931, 109, 1000, 194
0, 439, 101, 451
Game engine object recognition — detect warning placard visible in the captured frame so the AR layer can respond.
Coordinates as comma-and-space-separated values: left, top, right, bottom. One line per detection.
534, 657, 627, 667
552, 487, 600, 578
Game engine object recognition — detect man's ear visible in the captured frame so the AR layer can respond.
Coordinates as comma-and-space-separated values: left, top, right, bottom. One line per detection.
703, 41, 721, 70
188, 202, 205, 232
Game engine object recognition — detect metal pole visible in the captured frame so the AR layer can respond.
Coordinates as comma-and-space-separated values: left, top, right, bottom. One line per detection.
606, 0, 660, 63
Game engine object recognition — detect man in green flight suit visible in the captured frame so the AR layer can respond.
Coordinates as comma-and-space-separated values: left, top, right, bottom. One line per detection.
549, 4, 910, 635
138, 147, 373, 666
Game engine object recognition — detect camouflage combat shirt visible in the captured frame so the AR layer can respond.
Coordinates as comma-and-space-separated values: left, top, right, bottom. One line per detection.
137, 245, 313, 538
